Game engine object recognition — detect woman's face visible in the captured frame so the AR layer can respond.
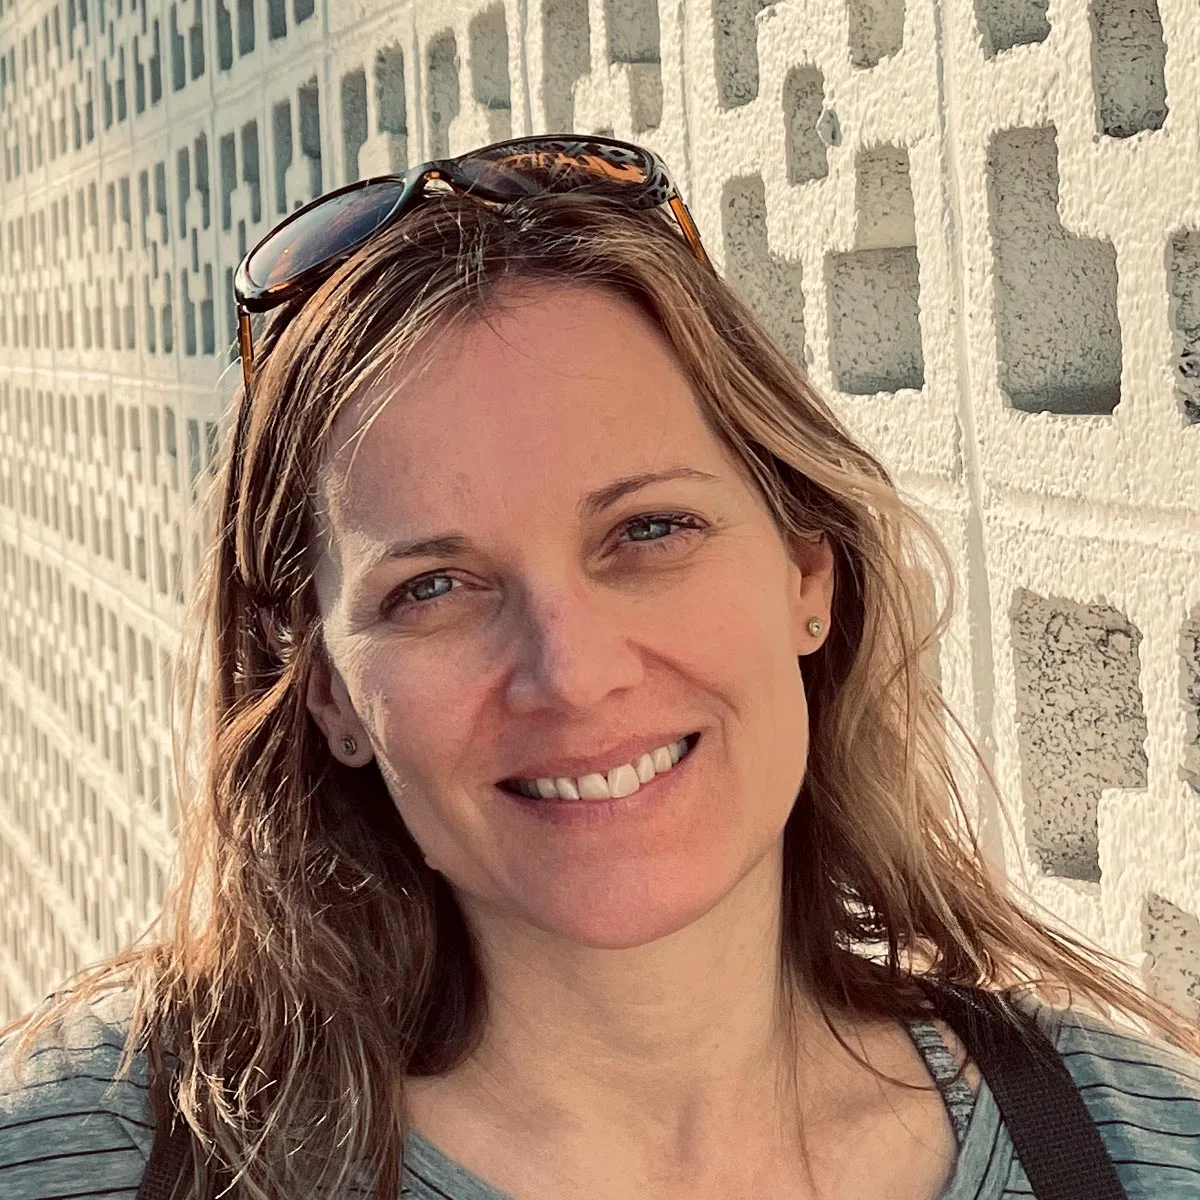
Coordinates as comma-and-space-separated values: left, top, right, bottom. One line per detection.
307, 284, 833, 950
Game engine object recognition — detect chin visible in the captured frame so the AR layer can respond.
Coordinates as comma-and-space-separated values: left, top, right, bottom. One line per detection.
523, 874, 733, 951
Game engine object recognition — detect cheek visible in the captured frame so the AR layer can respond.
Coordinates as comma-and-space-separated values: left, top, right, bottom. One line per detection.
357, 661, 488, 841
362, 647, 482, 753
687, 564, 810, 758
658, 556, 802, 696
657, 575, 810, 791
374, 747, 489, 881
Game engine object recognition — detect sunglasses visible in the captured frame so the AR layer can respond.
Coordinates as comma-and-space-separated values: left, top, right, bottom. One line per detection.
231, 134, 712, 397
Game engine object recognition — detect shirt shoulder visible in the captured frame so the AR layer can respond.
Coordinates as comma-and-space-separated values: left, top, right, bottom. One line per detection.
0, 986, 155, 1198
1029, 1000, 1200, 1197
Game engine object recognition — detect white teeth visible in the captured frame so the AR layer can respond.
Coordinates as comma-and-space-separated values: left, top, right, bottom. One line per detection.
577, 773, 611, 800
509, 736, 694, 802
608, 763, 640, 798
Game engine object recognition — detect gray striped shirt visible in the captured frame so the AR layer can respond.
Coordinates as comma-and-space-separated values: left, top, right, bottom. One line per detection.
2, 986, 1197, 1198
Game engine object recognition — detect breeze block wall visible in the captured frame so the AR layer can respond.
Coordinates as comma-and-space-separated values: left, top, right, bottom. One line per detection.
0, 0, 1198, 1024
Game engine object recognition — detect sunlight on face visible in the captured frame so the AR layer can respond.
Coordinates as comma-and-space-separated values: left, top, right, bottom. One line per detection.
307, 284, 831, 950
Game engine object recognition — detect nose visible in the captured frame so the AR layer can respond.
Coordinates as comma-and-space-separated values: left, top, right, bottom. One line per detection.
502, 579, 645, 715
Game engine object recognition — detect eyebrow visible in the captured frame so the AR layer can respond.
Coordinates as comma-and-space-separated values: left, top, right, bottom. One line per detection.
361, 467, 723, 574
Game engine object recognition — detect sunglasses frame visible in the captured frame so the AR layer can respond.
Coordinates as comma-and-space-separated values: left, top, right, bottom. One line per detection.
231, 134, 711, 397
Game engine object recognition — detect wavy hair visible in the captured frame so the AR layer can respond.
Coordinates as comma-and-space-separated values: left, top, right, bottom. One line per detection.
6, 190, 1198, 1199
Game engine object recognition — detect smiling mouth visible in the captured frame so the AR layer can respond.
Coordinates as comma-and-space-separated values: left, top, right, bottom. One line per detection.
497, 733, 701, 801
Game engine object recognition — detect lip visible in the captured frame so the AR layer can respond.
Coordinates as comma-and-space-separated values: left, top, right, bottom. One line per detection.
496, 730, 700, 785
498, 734, 700, 826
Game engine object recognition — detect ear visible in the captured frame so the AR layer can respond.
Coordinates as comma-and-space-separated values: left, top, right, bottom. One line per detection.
303, 638, 369, 753
259, 608, 368, 756
786, 532, 836, 656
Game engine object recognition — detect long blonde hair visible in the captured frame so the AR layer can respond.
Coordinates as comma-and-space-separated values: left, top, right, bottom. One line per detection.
6, 190, 1198, 1199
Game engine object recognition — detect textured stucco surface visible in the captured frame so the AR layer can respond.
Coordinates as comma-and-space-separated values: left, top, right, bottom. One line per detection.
1009, 590, 1149, 882
0, 0, 1198, 1023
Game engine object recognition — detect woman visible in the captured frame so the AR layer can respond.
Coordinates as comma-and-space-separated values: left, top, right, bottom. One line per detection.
1, 136, 1197, 1200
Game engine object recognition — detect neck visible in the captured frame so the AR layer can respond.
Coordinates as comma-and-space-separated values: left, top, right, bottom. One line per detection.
425, 850, 852, 1168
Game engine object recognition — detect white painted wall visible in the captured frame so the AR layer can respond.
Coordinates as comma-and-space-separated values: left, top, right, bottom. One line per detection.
0, 0, 1197, 1023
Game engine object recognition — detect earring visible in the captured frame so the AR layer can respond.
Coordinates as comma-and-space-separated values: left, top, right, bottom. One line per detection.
807, 617, 824, 638
341, 735, 357, 756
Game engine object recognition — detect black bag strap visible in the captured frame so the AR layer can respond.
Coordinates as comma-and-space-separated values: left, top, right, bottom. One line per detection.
926, 981, 1128, 1200
135, 1099, 190, 1200
136, 983, 1130, 1200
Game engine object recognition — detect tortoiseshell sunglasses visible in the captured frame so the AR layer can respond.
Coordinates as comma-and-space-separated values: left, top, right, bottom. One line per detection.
231, 134, 712, 397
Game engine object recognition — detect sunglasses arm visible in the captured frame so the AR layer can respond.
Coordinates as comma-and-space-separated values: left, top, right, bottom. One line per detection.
237, 307, 255, 397
668, 195, 712, 272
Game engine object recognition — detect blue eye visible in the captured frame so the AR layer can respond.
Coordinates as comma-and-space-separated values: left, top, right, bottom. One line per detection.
381, 513, 705, 618
406, 575, 457, 603
620, 513, 704, 547
380, 573, 459, 616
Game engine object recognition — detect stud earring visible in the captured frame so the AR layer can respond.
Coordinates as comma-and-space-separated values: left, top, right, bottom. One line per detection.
807, 617, 824, 638
341, 735, 357, 756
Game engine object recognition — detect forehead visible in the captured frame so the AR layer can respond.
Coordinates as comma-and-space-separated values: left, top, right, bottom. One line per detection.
317, 286, 733, 541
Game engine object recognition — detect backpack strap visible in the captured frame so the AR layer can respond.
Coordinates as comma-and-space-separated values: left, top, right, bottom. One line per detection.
135, 1094, 191, 1200
926, 980, 1128, 1200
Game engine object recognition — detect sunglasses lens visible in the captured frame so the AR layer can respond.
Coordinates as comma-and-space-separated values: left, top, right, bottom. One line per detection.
242, 178, 408, 294
454, 140, 655, 201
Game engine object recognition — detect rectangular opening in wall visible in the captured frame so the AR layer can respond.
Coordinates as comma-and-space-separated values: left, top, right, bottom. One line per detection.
373, 44, 408, 173
135, 36, 146, 111
194, 133, 211, 228
827, 146, 923, 394
376, 45, 407, 135
182, 269, 196, 355
1010, 588, 1149, 881
201, 263, 215, 354
238, 0, 255, 55
426, 31, 459, 161
150, 20, 163, 103
1143, 894, 1200, 1020
987, 126, 1122, 414
268, 0, 287, 40
784, 66, 828, 184
188, 0, 204, 81
607, 0, 659, 62
1182, 613, 1200, 794
1092, 0, 1167, 138
827, 248, 923, 393
219, 131, 236, 231
170, 6, 186, 91
298, 78, 322, 202
722, 175, 806, 366
848, 0, 904, 67
543, 0, 589, 132
241, 121, 260, 224
154, 160, 169, 245
217, 0, 233, 70
469, 6, 512, 141
176, 146, 190, 239
341, 67, 367, 184
713, 0, 769, 110
606, 0, 661, 129
976, 0, 1049, 56
272, 101, 292, 215
1167, 231, 1200, 424
162, 270, 174, 354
